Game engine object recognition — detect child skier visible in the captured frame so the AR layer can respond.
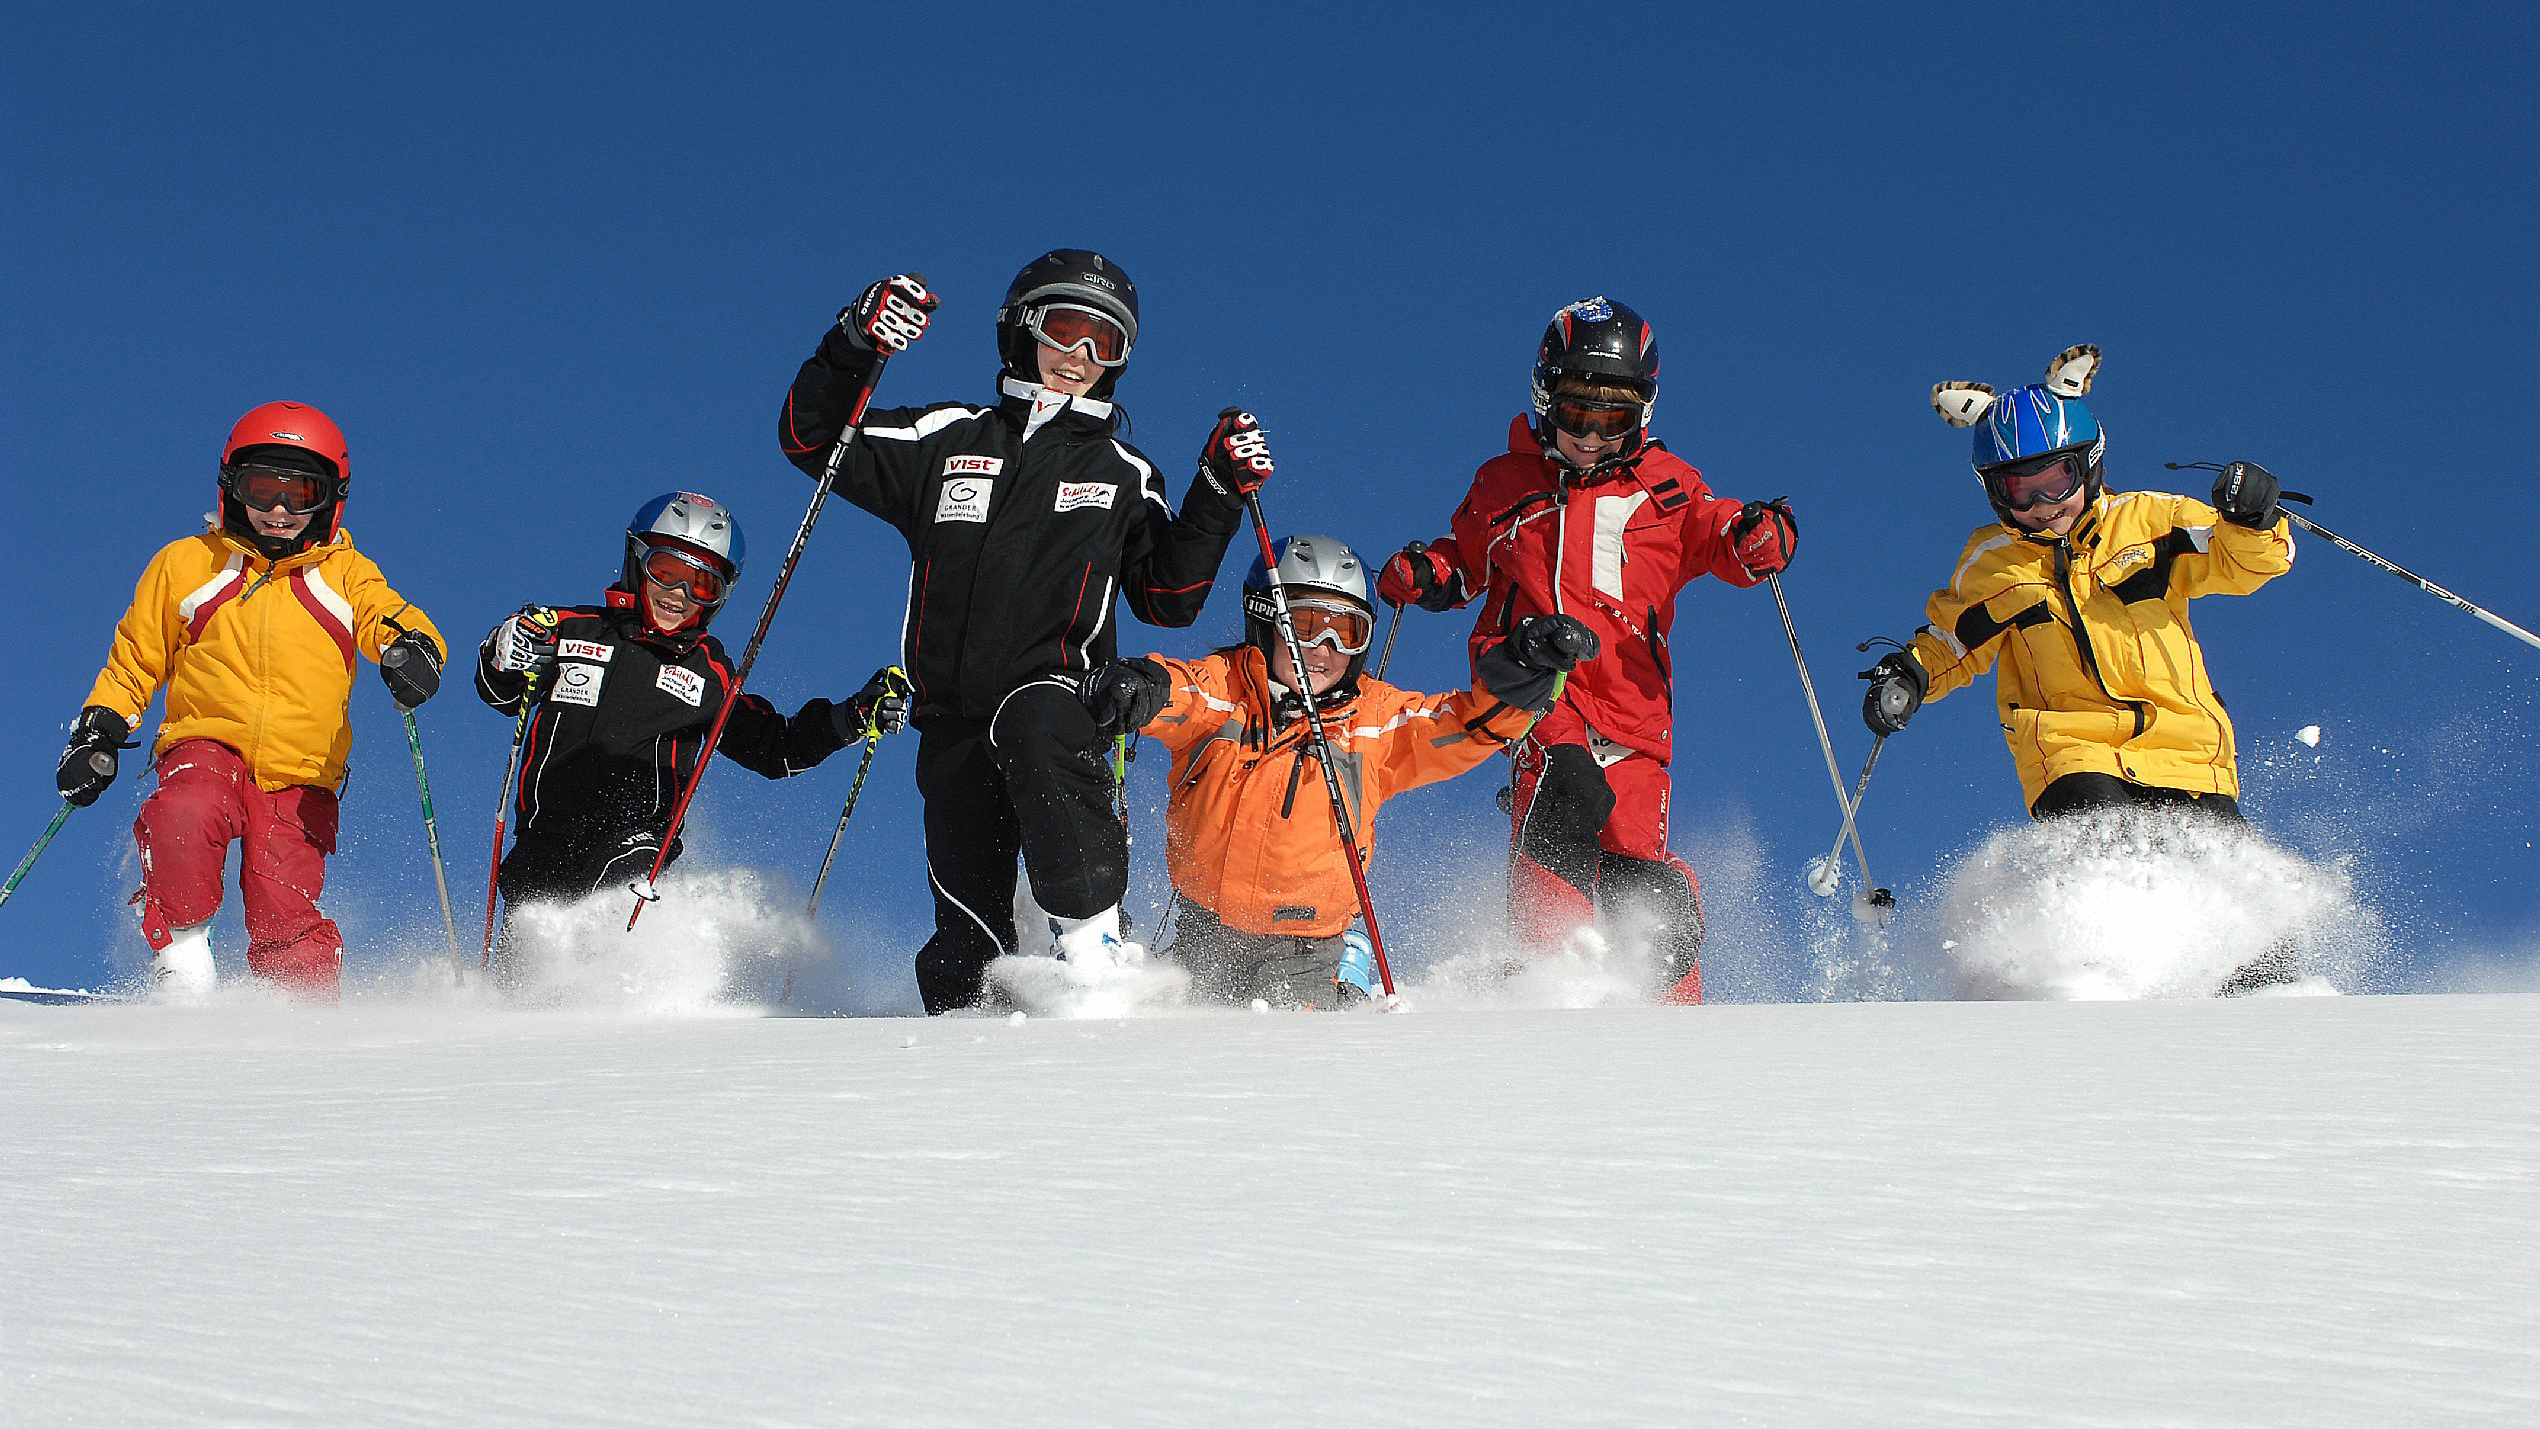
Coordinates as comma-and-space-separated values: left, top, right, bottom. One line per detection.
777, 252, 1258, 1014
57, 401, 445, 1001
1858, 345, 2293, 823
474, 492, 907, 930
1080, 536, 1596, 1008
1374, 297, 1799, 1003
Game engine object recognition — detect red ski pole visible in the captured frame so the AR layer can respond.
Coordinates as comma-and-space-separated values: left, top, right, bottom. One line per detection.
1242, 491, 1398, 999
626, 289, 919, 929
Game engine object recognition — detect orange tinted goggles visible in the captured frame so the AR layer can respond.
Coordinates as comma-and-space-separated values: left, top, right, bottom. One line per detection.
1546, 399, 1641, 442
1024, 303, 1131, 366
641, 546, 728, 604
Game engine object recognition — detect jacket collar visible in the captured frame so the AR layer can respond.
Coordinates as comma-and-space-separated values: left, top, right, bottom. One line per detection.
204, 520, 346, 572
999, 375, 1118, 440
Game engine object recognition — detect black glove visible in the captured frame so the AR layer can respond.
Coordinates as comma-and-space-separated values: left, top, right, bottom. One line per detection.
836, 667, 912, 739
486, 605, 560, 682
1196, 408, 1274, 501
837, 273, 938, 354
1081, 658, 1171, 736
1511, 614, 1599, 673
56, 706, 132, 808
2210, 460, 2281, 529
379, 629, 444, 709
1477, 616, 1600, 713
1729, 498, 1799, 576
1377, 542, 1463, 613
1859, 651, 1928, 736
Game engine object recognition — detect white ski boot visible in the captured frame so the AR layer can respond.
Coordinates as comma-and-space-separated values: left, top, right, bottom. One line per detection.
150, 921, 218, 1004
1049, 907, 1133, 969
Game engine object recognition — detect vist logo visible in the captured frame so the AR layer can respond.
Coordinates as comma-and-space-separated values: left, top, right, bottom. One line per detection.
551, 661, 606, 708
1054, 481, 1118, 513
557, 639, 614, 663
935, 478, 993, 524
942, 455, 1005, 477
655, 665, 705, 707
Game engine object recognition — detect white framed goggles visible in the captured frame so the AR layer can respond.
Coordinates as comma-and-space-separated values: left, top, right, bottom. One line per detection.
1023, 302, 1131, 367
1248, 593, 1373, 655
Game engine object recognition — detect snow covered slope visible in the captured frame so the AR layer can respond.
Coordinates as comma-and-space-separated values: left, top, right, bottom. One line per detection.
6, 994, 2535, 1426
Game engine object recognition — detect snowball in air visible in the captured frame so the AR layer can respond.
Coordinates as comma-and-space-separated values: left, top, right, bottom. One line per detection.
2294, 725, 2322, 747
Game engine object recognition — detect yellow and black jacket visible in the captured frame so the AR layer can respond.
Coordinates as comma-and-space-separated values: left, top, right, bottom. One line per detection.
1905, 490, 2293, 810
84, 524, 443, 793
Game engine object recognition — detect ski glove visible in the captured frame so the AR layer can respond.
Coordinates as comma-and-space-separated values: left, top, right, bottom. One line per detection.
1859, 651, 1928, 736
489, 606, 560, 680
1478, 615, 1600, 713
837, 667, 912, 739
56, 706, 133, 808
1197, 408, 1274, 502
838, 273, 938, 354
379, 629, 444, 709
1376, 541, 1464, 613
1729, 498, 1799, 577
2210, 460, 2281, 529
1081, 658, 1171, 737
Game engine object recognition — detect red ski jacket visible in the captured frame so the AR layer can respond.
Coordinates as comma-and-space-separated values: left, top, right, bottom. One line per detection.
1424, 417, 1760, 762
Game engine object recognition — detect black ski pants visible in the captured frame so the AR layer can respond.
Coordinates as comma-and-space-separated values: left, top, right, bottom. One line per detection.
2029, 772, 2244, 823
913, 679, 1126, 1013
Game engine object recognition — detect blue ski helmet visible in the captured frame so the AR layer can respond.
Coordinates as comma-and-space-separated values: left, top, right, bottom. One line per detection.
1972, 384, 2106, 525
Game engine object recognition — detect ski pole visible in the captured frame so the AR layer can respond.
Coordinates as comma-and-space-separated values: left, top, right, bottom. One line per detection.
398, 708, 463, 963
1243, 491, 1398, 999
381, 613, 463, 963
806, 667, 910, 917
629, 293, 917, 929
1804, 735, 1893, 915
2162, 467, 2540, 653
484, 663, 544, 968
1766, 574, 1889, 919
1373, 598, 1405, 680
0, 796, 85, 913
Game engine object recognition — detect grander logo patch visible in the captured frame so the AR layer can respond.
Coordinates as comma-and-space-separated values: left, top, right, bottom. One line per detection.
935, 478, 993, 524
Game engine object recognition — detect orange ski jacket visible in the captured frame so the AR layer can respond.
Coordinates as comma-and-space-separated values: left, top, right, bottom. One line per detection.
84, 524, 444, 793
1138, 646, 1536, 938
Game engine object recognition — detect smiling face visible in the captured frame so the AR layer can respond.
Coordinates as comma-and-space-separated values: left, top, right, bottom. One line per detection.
1266, 637, 1349, 697
2011, 487, 2087, 537
246, 506, 314, 543
1550, 425, 1629, 470
1036, 336, 1101, 396
644, 579, 698, 632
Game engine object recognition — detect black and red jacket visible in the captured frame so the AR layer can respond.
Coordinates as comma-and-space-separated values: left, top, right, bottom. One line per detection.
780, 330, 1242, 721
473, 594, 853, 837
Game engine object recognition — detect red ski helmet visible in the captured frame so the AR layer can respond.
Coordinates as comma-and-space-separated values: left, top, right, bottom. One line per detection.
218, 401, 349, 557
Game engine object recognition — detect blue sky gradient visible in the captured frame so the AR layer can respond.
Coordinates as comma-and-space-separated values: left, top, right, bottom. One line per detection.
5, 4, 2533, 1000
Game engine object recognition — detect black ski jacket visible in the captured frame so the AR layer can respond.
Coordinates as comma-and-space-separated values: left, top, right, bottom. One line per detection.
474, 594, 855, 836
779, 331, 1243, 721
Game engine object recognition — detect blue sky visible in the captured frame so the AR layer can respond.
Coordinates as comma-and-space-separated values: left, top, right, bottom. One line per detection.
5, 3, 2534, 1001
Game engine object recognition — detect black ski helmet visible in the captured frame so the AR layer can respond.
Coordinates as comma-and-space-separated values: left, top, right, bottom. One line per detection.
1530, 296, 1660, 455
995, 249, 1140, 400
1243, 534, 1375, 705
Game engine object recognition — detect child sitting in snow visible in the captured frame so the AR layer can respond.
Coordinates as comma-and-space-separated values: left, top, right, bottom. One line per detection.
1078, 534, 1593, 1008
58, 402, 446, 1002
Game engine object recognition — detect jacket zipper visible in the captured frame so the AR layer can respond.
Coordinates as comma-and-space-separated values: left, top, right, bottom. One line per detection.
2052, 538, 2147, 739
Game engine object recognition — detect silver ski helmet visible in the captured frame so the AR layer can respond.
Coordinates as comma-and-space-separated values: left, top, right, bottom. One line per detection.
996, 249, 1139, 400
624, 492, 746, 625
1243, 533, 1375, 697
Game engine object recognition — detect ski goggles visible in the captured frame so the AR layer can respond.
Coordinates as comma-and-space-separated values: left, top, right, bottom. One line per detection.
1545, 398, 1643, 442
1248, 594, 1374, 655
1984, 450, 2087, 512
639, 544, 729, 605
1023, 303, 1131, 367
223, 463, 332, 514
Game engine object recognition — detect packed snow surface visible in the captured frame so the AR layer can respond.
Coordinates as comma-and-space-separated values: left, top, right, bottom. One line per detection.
7, 991, 2536, 1427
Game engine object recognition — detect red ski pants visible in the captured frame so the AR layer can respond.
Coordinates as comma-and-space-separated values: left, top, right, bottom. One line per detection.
1507, 706, 1704, 1003
134, 739, 343, 998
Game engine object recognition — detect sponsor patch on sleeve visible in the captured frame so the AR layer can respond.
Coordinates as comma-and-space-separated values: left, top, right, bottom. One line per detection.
934, 478, 993, 524
557, 638, 613, 663
551, 661, 606, 707
655, 665, 705, 707
1054, 481, 1118, 513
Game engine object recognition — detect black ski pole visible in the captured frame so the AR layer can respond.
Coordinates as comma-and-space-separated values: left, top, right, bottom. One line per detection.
382, 613, 462, 963
1373, 598, 1405, 681
484, 662, 545, 969
806, 667, 910, 916
629, 282, 922, 929
0, 796, 86, 913
1243, 491, 1399, 999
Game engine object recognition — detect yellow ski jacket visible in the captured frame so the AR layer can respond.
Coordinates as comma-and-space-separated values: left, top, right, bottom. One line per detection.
84, 525, 444, 793
1905, 490, 2293, 810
